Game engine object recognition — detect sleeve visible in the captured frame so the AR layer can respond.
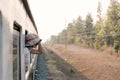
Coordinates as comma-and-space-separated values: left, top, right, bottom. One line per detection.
24, 48, 30, 69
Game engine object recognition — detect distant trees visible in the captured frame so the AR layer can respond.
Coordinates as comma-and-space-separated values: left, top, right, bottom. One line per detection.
48, 0, 120, 51
94, 1, 105, 49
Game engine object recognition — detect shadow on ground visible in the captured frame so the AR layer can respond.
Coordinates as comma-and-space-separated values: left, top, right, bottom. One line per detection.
44, 47, 89, 80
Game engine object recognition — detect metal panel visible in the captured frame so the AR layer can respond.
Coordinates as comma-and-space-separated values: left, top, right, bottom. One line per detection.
0, 11, 3, 80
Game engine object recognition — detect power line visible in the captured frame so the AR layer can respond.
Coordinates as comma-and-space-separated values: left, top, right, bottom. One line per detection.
78, 33, 120, 39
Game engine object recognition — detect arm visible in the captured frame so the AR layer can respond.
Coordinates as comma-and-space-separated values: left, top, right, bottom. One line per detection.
30, 43, 43, 54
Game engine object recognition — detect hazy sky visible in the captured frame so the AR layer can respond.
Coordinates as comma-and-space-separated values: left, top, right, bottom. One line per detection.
28, 0, 110, 42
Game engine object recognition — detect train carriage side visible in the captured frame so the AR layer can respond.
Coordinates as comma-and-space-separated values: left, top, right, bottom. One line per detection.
0, 0, 38, 80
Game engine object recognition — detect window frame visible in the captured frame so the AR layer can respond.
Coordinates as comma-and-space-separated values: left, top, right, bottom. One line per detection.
13, 22, 22, 80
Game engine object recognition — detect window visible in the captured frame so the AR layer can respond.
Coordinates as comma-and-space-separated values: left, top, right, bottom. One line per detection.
13, 23, 21, 80
25, 30, 28, 35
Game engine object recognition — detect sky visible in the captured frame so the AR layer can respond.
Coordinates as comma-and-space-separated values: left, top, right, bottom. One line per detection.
28, 0, 110, 43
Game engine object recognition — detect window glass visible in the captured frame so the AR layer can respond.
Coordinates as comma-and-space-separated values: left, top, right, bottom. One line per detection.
13, 25, 21, 80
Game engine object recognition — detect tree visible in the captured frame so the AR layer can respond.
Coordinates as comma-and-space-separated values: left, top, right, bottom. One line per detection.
85, 13, 93, 34
85, 13, 94, 47
74, 16, 85, 44
67, 23, 76, 44
105, 0, 120, 47
95, 1, 106, 48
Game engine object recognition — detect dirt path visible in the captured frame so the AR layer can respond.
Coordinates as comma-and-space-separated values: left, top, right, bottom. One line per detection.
46, 44, 120, 80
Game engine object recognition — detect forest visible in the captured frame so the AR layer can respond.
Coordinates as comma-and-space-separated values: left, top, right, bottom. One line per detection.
48, 0, 120, 53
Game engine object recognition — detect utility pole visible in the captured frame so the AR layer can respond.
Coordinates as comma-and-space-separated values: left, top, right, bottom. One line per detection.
65, 19, 67, 48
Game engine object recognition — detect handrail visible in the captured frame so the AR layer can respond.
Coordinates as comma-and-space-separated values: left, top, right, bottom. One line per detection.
25, 55, 38, 80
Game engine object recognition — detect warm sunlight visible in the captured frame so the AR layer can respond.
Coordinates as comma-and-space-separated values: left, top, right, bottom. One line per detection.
28, 0, 110, 42
1, 0, 120, 80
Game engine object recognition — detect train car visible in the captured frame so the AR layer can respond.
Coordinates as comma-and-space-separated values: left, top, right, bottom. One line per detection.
0, 0, 38, 80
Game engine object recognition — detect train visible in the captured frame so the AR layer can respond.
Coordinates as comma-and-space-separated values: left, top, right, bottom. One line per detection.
0, 0, 39, 80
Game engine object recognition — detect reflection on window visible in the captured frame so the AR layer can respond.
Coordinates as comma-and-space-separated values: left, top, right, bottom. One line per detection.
13, 26, 20, 80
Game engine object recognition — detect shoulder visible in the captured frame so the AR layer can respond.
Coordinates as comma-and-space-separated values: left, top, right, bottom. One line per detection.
24, 47, 30, 54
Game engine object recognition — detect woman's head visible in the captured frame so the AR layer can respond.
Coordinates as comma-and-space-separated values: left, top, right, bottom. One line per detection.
25, 33, 42, 47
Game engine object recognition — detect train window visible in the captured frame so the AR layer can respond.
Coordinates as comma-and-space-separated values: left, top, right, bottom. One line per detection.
13, 23, 21, 80
25, 30, 28, 35
25, 30, 33, 64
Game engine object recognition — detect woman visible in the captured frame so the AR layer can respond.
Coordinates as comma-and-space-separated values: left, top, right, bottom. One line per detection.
24, 33, 43, 71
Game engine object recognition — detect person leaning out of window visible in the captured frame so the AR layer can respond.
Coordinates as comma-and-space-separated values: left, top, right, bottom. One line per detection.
24, 33, 43, 71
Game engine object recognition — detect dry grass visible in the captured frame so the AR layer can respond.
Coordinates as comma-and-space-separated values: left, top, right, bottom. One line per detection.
46, 44, 120, 80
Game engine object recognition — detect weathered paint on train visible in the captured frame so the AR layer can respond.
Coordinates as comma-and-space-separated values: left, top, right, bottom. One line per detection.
0, 0, 38, 80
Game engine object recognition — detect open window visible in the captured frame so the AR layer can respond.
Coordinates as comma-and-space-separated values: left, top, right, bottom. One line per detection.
13, 22, 21, 80
25, 30, 28, 35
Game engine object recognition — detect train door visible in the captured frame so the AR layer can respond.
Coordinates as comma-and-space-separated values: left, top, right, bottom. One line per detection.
13, 23, 21, 80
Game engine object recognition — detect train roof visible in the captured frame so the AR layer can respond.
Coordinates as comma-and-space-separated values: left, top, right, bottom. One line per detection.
21, 0, 38, 33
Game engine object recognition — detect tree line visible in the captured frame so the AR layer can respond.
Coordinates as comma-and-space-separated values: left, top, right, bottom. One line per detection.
47, 0, 120, 51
